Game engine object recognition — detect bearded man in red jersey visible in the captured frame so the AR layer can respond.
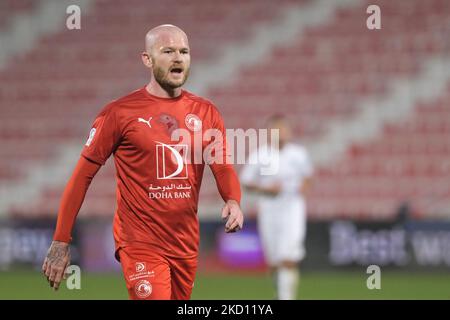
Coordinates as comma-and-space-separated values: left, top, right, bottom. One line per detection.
42, 24, 244, 300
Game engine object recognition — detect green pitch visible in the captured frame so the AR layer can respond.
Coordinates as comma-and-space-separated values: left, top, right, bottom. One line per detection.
0, 270, 449, 300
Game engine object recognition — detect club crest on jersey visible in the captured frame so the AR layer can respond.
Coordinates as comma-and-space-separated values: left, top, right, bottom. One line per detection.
156, 141, 188, 179
158, 113, 179, 135
134, 279, 152, 299
85, 128, 96, 146
185, 114, 202, 132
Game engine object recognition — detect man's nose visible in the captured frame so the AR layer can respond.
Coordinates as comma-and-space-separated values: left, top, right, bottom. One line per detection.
173, 51, 182, 62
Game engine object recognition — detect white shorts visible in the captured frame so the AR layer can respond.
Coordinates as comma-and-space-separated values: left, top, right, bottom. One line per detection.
257, 198, 307, 266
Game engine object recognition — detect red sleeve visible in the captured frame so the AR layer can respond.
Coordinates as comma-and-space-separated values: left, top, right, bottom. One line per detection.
81, 103, 121, 165
210, 164, 242, 205
53, 156, 101, 243
207, 105, 241, 204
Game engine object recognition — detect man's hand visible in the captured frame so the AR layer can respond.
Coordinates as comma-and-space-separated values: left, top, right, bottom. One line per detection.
222, 200, 244, 233
42, 240, 71, 291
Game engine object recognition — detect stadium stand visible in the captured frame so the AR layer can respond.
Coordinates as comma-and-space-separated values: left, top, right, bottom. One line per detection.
0, 0, 449, 221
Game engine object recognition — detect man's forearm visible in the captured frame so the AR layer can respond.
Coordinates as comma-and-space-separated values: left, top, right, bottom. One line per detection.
299, 177, 312, 195
244, 183, 263, 194
53, 156, 101, 243
210, 164, 242, 204
244, 182, 280, 196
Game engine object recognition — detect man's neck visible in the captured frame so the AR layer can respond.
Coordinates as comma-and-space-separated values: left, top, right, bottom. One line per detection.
146, 81, 181, 98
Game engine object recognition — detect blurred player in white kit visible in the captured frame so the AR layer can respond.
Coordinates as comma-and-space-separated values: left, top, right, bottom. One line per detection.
240, 114, 313, 300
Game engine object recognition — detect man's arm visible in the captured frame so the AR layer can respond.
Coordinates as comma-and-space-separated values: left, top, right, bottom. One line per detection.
207, 106, 244, 233
240, 151, 281, 197
298, 148, 314, 196
42, 156, 101, 290
210, 164, 244, 233
299, 177, 312, 195
243, 182, 281, 197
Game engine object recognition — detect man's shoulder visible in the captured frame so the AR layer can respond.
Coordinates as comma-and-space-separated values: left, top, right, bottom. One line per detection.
183, 90, 220, 112
183, 90, 212, 105
98, 88, 147, 115
112, 88, 147, 106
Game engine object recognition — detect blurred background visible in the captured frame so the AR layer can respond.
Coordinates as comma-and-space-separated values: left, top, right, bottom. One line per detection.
0, 0, 449, 299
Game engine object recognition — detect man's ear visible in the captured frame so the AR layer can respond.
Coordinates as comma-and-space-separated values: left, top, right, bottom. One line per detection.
141, 51, 152, 68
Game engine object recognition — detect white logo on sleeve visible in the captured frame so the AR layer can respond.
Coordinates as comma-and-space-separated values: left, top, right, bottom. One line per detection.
138, 117, 153, 128
85, 128, 96, 146
135, 262, 146, 273
185, 114, 202, 132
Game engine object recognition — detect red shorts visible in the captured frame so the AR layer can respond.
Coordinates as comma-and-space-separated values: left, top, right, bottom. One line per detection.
118, 246, 197, 300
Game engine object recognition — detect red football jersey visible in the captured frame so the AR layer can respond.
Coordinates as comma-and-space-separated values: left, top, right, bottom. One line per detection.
81, 87, 236, 259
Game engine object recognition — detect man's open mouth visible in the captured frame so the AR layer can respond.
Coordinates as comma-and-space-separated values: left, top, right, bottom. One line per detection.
170, 67, 183, 74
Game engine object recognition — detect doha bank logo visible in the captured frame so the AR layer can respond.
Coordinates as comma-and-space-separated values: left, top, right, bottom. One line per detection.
135, 262, 146, 273
156, 141, 188, 179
